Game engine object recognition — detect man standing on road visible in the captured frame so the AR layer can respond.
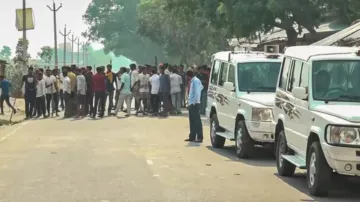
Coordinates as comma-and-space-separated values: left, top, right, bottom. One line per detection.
178, 64, 186, 108
185, 70, 203, 143
84, 66, 93, 116
68, 65, 77, 117
113, 67, 131, 117
159, 65, 171, 117
170, 68, 182, 114
35, 72, 46, 118
138, 66, 150, 115
62, 69, 72, 118
92, 67, 106, 118
22, 67, 37, 119
149, 68, 160, 115
0, 75, 16, 115
130, 64, 140, 114
76, 68, 87, 118
44, 69, 58, 117
105, 64, 117, 115
197, 65, 209, 115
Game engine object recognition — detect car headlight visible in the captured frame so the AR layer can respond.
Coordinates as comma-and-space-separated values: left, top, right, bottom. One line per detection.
326, 126, 358, 145
252, 108, 273, 121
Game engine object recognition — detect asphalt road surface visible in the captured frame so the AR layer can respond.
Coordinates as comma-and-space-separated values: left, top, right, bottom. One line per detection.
0, 112, 359, 202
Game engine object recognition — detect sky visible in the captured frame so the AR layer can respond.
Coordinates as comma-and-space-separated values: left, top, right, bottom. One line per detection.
0, 0, 103, 57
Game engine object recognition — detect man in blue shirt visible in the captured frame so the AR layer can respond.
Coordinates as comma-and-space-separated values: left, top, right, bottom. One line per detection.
0, 75, 16, 115
185, 70, 203, 142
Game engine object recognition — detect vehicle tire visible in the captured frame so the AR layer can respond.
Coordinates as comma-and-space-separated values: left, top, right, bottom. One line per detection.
307, 141, 332, 197
235, 120, 254, 159
276, 130, 296, 176
210, 114, 225, 148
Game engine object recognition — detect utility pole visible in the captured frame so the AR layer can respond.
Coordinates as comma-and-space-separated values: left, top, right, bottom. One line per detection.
75, 38, 81, 66
59, 25, 71, 66
82, 43, 86, 66
68, 33, 77, 65
22, 0, 27, 70
47, 0, 62, 68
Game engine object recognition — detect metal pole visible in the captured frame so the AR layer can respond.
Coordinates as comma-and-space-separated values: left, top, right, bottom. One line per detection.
47, 1, 62, 68
68, 34, 77, 65
75, 39, 80, 66
82, 43, 85, 66
22, 0, 27, 69
59, 25, 71, 66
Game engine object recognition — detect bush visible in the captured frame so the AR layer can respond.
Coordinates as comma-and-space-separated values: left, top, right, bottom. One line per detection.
5, 64, 25, 98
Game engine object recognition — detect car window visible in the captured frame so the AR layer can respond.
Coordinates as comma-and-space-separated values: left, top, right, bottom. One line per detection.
227, 64, 235, 84
300, 63, 309, 88
210, 60, 221, 85
218, 62, 229, 86
279, 57, 292, 89
287, 60, 303, 92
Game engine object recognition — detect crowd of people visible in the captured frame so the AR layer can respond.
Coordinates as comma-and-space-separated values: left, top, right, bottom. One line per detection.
0, 63, 210, 142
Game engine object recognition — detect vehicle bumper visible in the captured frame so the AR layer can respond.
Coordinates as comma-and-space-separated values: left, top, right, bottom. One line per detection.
245, 120, 274, 143
322, 143, 360, 176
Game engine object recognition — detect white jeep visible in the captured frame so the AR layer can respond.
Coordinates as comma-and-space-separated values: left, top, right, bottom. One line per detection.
206, 49, 282, 158
273, 46, 360, 196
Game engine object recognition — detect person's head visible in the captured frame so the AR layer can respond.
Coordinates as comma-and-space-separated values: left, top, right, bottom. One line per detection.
39, 68, 44, 74
52, 69, 58, 76
96, 67, 102, 73
107, 64, 112, 72
45, 68, 51, 76
71, 65, 76, 72
38, 72, 43, 80
179, 64, 184, 71
119, 67, 126, 74
130, 63, 136, 71
62, 70, 68, 77
86, 66, 92, 72
151, 68, 157, 75
0, 75, 4, 81
28, 66, 34, 75
141, 66, 146, 74
186, 70, 194, 79
159, 65, 166, 74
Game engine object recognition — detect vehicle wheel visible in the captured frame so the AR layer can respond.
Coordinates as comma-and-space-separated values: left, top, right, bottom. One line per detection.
210, 114, 225, 148
307, 141, 332, 197
276, 130, 296, 176
235, 120, 254, 159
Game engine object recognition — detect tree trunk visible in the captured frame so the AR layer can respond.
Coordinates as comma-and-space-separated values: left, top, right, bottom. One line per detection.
286, 27, 298, 47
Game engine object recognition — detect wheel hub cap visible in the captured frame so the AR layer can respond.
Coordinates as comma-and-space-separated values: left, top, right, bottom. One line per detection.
211, 121, 216, 141
278, 141, 285, 168
237, 128, 242, 151
309, 152, 316, 186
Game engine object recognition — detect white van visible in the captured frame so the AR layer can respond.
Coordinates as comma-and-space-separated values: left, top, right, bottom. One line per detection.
207, 49, 282, 158
273, 46, 360, 196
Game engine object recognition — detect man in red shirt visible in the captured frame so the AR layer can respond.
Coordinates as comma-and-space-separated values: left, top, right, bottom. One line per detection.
92, 67, 106, 118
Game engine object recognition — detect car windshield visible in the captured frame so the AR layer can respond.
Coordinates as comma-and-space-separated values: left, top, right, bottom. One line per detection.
237, 62, 281, 92
312, 60, 360, 102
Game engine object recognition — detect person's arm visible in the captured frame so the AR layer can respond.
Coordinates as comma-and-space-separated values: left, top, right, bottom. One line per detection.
188, 80, 195, 105
118, 75, 125, 92
76, 76, 80, 94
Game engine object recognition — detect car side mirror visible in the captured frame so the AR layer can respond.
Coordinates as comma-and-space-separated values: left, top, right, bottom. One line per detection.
224, 81, 235, 91
292, 87, 307, 100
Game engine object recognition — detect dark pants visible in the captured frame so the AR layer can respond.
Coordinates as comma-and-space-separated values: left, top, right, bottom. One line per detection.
151, 94, 160, 114
64, 92, 71, 117
106, 90, 114, 114
45, 93, 59, 115
93, 91, 106, 117
189, 103, 203, 140
85, 91, 94, 115
59, 89, 64, 109
36, 96, 46, 117
160, 92, 171, 115
181, 86, 186, 107
0, 95, 15, 114
25, 91, 36, 118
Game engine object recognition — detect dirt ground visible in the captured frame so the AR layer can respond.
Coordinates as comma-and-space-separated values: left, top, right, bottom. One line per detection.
0, 98, 26, 126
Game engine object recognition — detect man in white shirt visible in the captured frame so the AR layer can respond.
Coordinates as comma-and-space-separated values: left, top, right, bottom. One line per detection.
170, 68, 183, 114
138, 66, 150, 115
62, 70, 72, 118
149, 68, 160, 115
35, 73, 46, 118
76, 68, 87, 117
44, 69, 58, 116
130, 63, 140, 112
58, 67, 65, 110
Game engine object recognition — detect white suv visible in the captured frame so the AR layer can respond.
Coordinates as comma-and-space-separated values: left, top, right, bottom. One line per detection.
207, 50, 282, 159
273, 46, 360, 196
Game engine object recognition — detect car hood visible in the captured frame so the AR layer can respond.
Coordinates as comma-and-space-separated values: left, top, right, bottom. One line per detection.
240, 93, 275, 107
314, 105, 360, 123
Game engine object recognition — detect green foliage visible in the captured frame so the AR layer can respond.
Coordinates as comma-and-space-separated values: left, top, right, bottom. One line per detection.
0, 46, 12, 62
37, 46, 53, 65
13, 38, 31, 66
82, 0, 165, 64
5, 63, 23, 95
326, 0, 360, 24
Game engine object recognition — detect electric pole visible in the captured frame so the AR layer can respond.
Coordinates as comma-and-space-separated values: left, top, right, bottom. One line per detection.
82, 43, 86, 66
68, 33, 77, 65
47, 0, 62, 68
75, 38, 81, 66
59, 25, 71, 66
22, 0, 27, 70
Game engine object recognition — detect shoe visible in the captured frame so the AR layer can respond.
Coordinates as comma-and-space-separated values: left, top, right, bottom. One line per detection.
125, 114, 130, 117
184, 139, 195, 142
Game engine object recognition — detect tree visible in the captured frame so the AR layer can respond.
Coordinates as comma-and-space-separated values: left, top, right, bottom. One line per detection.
326, 0, 360, 24
0, 46, 11, 61
37, 46, 53, 65
82, 0, 165, 64
13, 38, 31, 66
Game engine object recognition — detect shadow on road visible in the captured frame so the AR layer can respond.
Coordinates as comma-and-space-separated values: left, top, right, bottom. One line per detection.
275, 173, 360, 201
206, 145, 275, 167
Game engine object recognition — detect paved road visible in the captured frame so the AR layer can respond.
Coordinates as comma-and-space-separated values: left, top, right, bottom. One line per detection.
0, 112, 359, 202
